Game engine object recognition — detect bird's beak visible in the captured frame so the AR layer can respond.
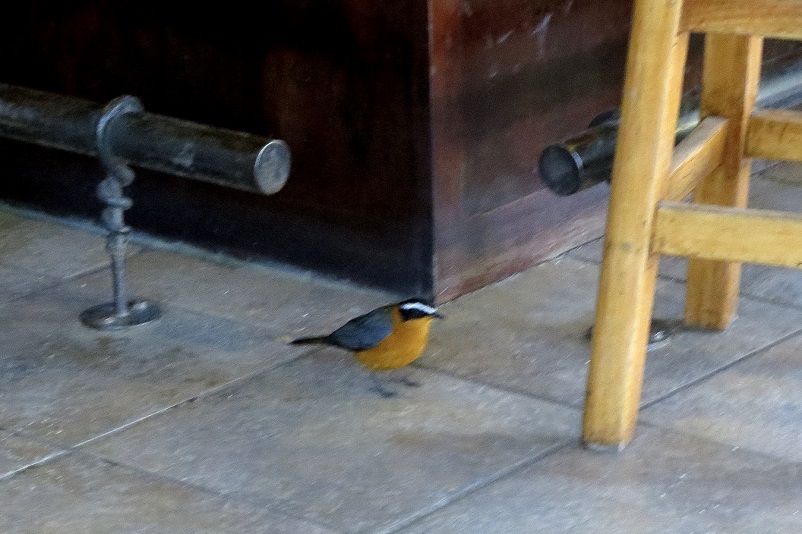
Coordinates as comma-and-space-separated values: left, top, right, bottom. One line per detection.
433, 311, 445, 319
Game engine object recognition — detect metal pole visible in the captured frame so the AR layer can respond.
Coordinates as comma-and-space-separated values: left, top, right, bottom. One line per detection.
539, 56, 802, 196
0, 83, 291, 194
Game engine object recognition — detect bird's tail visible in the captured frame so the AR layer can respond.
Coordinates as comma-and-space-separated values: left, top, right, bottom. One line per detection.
289, 335, 330, 346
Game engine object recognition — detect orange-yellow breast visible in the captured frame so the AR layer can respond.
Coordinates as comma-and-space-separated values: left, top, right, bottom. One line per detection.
354, 309, 434, 371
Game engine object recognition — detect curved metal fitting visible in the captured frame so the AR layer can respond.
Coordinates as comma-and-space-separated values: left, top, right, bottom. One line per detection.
80, 96, 161, 331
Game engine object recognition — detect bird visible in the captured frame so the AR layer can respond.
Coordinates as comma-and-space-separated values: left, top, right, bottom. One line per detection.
289, 298, 443, 396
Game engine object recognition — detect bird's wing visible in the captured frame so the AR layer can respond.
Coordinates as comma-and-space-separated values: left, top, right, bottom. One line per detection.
328, 307, 394, 351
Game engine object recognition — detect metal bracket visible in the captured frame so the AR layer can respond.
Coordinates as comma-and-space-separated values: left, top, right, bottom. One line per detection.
79, 96, 161, 331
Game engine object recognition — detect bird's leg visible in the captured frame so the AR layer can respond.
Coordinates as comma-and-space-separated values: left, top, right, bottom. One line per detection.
369, 372, 398, 398
388, 367, 420, 388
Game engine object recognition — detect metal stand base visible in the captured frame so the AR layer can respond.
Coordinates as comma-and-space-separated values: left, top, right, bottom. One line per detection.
586, 318, 680, 350
80, 299, 161, 331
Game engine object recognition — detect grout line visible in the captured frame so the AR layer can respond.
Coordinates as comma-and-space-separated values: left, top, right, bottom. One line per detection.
69, 404, 187, 450
3, 263, 114, 305
377, 440, 576, 534
50, 448, 345, 533
640, 326, 802, 411
411, 361, 585, 412
107, 457, 345, 534
635, 418, 802, 466
67, 345, 322, 451
0, 449, 72, 483
70, 374, 276, 450
736, 290, 802, 313
68, 354, 313, 451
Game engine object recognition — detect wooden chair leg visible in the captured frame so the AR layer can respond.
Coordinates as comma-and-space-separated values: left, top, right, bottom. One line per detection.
685, 34, 763, 330
582, 0, 688, 450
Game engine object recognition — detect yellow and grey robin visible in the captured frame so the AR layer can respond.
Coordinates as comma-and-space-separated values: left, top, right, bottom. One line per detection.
289, 298, 443, 395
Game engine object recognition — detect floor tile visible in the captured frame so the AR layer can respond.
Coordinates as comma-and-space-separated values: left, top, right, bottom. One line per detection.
86, 354, 579, 533
749, 161, 802, 212
106, 249, 398, 334
397, 427, 802, 534
420, 257, 802, 407
740, 265, 802, 310
0, 209, 138, 279
642, 330, 802, 462
743, 166, 802, 308
0, 276, 303, 446
0, 262, 59, 301
0, 162, 800, 534
0, 452, 337, 533
0, 430, 63, 479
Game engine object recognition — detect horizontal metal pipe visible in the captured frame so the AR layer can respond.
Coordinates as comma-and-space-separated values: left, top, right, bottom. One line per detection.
539, 57, 802, 196
0, 83, 290, 195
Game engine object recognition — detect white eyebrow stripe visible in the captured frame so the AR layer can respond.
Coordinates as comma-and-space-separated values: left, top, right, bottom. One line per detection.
400, 302, 438, 315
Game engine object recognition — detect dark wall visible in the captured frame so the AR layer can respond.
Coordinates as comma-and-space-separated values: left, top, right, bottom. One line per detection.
0, 1, 434, 297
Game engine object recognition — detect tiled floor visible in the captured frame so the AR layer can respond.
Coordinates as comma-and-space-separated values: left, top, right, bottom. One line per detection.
1, 162, 802, 533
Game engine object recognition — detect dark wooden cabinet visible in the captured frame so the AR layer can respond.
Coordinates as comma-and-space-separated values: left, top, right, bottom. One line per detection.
429, 0, 634, 300
0, 2, 799, 301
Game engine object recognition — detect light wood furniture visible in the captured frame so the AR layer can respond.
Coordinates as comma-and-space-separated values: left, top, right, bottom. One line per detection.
583, 0, 802, 450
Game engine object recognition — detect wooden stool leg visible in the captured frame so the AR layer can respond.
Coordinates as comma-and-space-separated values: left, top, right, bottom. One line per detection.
582, 0, 688, 450
685, 34, 763, 330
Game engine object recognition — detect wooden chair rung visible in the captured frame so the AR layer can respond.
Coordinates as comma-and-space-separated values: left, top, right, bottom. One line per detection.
666, 116, 728, 201
653, 202, 802, 268
682, 0, 802, 40
747, 108, 802, 162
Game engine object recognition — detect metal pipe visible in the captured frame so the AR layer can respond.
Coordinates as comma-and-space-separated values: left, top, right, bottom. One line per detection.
0, 84, 291, 330
539, 57, 802, 196
0, 83, 290, 195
